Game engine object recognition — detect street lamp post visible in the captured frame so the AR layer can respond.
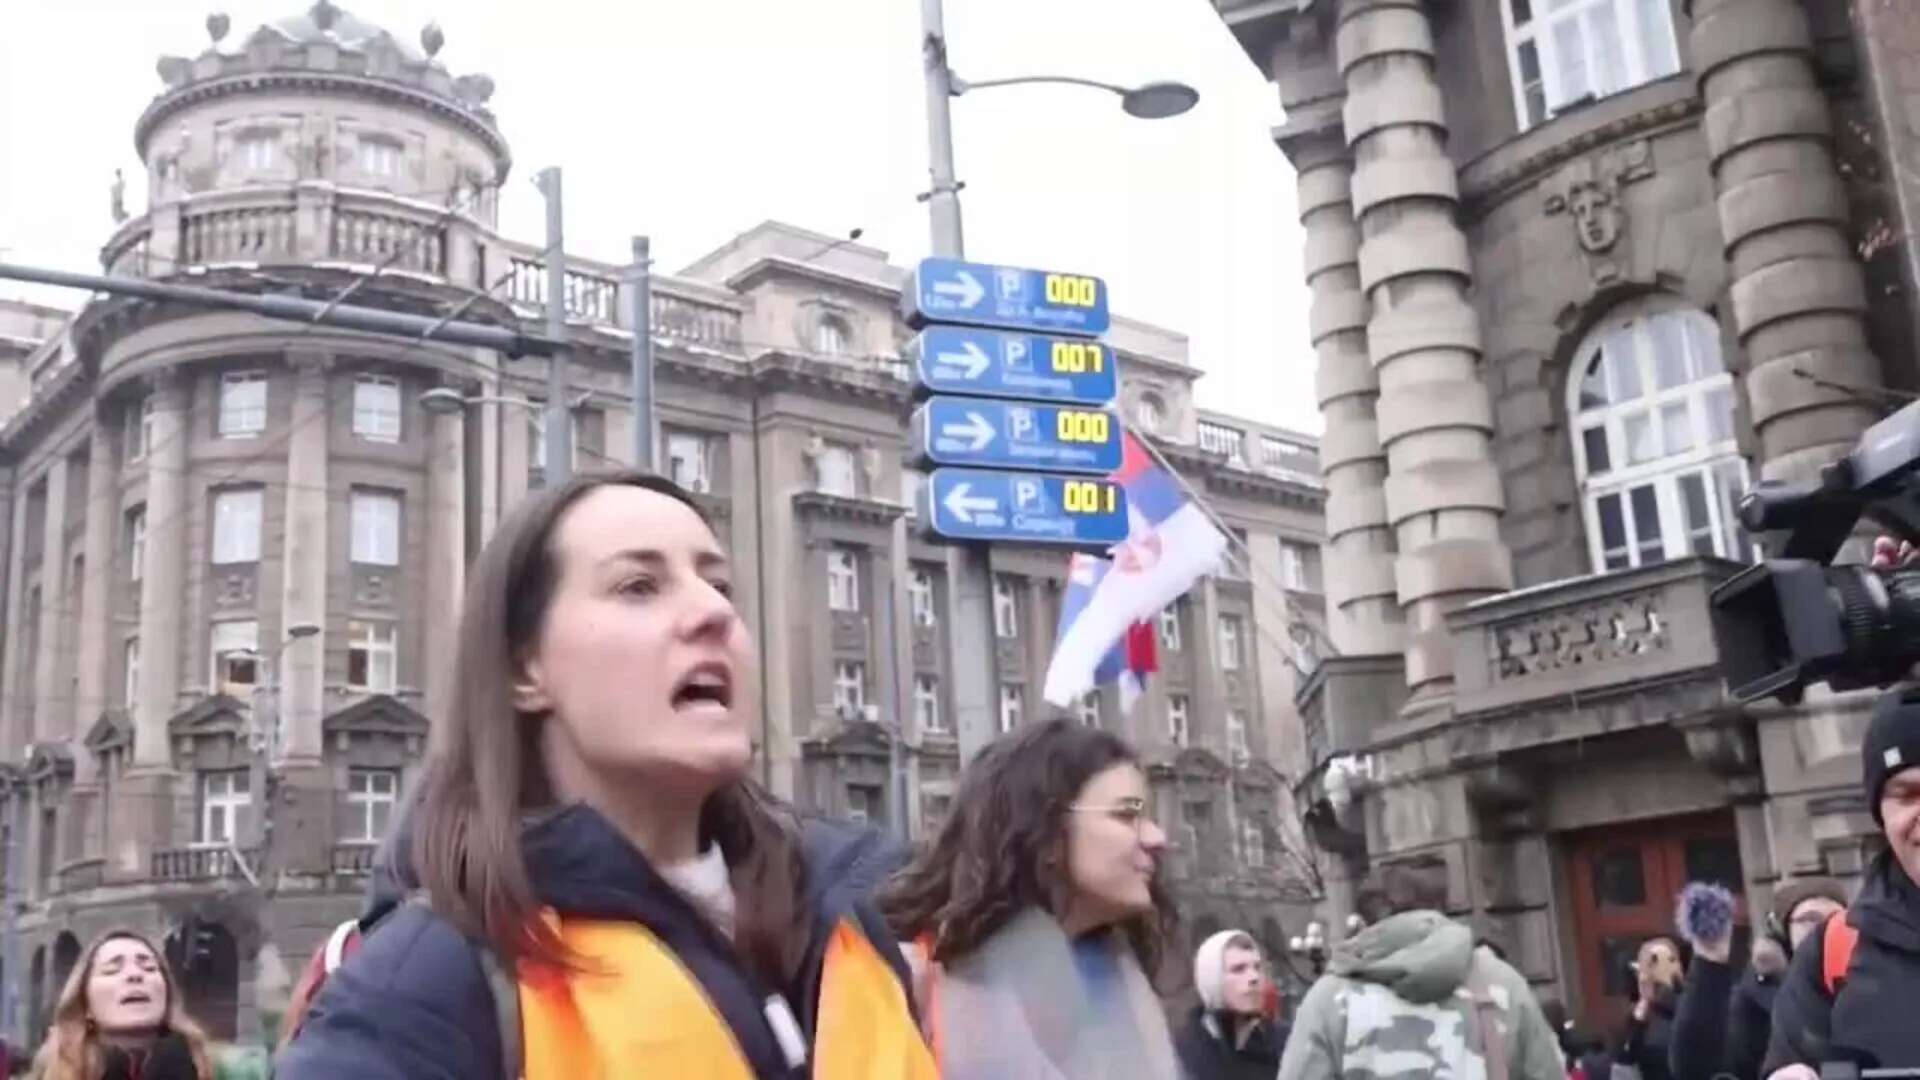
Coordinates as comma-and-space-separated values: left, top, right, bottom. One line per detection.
915, 0, 1198, 764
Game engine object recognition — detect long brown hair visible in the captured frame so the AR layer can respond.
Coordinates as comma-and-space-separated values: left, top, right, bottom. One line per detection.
31, 929, 214, 1080
879, 718, 1175, 974
409, 471, 810, 984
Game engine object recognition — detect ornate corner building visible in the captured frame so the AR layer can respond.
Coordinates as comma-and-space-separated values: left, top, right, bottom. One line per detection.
0, 1, 1329, 1043
1217, 0, 1920, 1033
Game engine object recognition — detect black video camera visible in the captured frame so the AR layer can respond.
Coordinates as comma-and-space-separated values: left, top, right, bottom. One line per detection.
1711, 398, 1920, 704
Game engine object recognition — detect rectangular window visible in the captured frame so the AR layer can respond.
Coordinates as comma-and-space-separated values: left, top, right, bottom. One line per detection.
210, 620, 259, 696
1504, 0, 1682, 129
528, 405, 583, 474
126, 506, 146, 582
1704, 385, 1735, 445
1629, 483, 1663, 565
211, 488, 263, 564
665, 431, 713, 494
218, 372, 267, 437
1713, 460, 1758, 563
350, 490, 401, 566
1219, 615, 1245, 672
997, 684, 1023, 733
238, 133, 277, 172
993, 576, 1019, 639
1157, 605, 1183, 652
827, 549, 859, 613
909, 570, 937, 628
197, 770, 251, 847
345, 769, 399, 843
817, 444, 857, 497
352, 376, 401, 442
1169, 695, 1190, 748
1241, 819, 1267, 868
832, 662, 866, 713
358, 136, 402, 178
1280, 540, 1323, 592
1581, 425, 1611, 476
127, 395, 153, 461
913, 675, 944, 733
123, 637, 140, 709
347, 620, 397, 692
1678, 472, 1717, 556
1075, 693, 1100, 728
1227, 710, 1250, 763
845, 784, 883, 825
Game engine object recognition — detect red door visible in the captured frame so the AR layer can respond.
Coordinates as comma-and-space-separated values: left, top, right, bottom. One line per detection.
1563, 811, 1746, 1034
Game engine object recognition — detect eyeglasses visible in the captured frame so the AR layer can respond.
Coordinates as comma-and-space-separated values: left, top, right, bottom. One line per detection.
1067, 797, 1153, 832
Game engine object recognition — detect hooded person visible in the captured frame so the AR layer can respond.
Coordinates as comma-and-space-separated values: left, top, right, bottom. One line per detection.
1172, 929, 1283, 1080
1278, 856, 1564, 1080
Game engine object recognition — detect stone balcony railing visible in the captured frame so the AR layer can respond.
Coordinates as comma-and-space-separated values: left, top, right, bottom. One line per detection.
151, 845, 259, 882
331, 843, 377, 876
98, 184, 746, 354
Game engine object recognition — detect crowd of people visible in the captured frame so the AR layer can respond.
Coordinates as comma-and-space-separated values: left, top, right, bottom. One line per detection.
7, 472, 1918, 1078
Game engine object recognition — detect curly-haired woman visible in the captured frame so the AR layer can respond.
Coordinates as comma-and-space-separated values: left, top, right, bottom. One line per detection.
30, 930, 215, 1080
880, 717, 1181, 1079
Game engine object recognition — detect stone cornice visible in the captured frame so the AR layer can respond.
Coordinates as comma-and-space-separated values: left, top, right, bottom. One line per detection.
750, 351, 914, 407
1154, 440, 1324, 512
0, 363, 91, 460
791, 491, 907, 528
1459, 77, 1702, 222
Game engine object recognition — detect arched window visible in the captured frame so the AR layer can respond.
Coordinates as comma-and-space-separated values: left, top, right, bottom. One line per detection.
1570, 304, 1759, 572
814, 315, 851, 356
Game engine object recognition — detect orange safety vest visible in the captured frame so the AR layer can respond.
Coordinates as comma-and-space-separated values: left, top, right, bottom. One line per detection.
517, 914, 938, 1080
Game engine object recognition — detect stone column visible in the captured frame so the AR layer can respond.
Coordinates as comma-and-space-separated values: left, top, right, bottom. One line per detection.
278, 355, 329, 764
1283, 121, 1403, 658
133, 370, 187, 770
72, 421, 119, 775
1691, 0, 1881, 482
1336, 0, 1512, 702
423, 382, 467, 723
32, 455, 69, 744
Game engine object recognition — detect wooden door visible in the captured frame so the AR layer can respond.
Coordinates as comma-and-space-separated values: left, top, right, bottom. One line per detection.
1563, 811, 1746, 1034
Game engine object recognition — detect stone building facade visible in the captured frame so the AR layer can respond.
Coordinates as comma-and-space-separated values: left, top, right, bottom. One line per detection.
0, 2, 1327, 1044
1220, 0, 1920, 1033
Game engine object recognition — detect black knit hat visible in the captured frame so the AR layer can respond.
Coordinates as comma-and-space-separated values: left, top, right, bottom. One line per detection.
1863, 687, 1920, 825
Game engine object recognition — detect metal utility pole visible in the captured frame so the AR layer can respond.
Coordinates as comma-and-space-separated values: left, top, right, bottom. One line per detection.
629, 236, 655, 471
921, 0, 999, 765
537, 168, 573, 484
1, 790, 18, 1042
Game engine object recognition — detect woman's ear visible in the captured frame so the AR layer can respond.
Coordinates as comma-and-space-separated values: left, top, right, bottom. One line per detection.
511, 655, 551, 714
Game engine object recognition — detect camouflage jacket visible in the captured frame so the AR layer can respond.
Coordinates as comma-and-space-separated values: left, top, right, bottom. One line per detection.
1278, 911, 1563, 1080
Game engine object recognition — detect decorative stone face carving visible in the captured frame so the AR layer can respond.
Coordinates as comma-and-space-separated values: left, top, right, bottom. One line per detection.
1487, 588, 1669, 681
860, 444, 883, 489
1544, 139, 1655, 283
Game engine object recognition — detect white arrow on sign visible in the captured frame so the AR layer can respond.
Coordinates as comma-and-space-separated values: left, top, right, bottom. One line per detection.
936, 340, 992, 378
942, 482, 999, 524
931, 270, 986, 309
940, 411, 995, 451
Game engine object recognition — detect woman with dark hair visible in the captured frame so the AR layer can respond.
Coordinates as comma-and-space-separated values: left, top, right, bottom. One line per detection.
31, 930, 214, 1080
277, 472, 934, 1080
881, 717, 1180, 1079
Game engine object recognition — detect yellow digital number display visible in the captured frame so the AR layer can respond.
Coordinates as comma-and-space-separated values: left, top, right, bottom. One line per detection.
1043, 274, 1099, 308
1054, 410, 1111, 444
1050, 342, 1106, 374
1061, 480, 1120, 516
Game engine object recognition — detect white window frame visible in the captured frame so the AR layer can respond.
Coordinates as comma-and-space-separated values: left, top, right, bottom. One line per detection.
816, 443, 857, 497
1169, 694, 1191, 748
913, 674, 944, 733
218, 371, 267, 438
123, 637, 140, 709
197, 770, 251, 848
815, 316, 851, 356
127, 506, 146, 582
237, 132, 278, 173
909, 570, 937, 628
1157, 605, 1183, 652
127, 395, 154, 461
1227, 710, 1250, 763
344, 768, 399, 844
357, 136, 402, 179
1240, 818, 1267, 868
347, 620, 397, 693
350, 489, 401, 567
665, 431, 713, 494
210, 620, 259, 697
1499, 0, 1683, 131
528, 406, 583, 473
997, 684, 1023, 734
1569, 304, 1759, 573
993, 577, 1019, 640
832, 662, 866, 713
352, 375, 401, 443
827, 549, 860, 613
1281, 541, 1314, 591
1219, 616, 1245, 672
211, 488, 263, 564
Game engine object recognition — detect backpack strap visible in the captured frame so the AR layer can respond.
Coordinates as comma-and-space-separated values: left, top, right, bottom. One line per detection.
474, 943, 524, 1080
1822, 907, 1859, 997
1464, 963, 1510, 1080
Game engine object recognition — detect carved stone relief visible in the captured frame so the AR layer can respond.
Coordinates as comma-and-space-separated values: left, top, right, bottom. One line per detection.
1543, 139, 1655, 284
1487, 588, 1670, 682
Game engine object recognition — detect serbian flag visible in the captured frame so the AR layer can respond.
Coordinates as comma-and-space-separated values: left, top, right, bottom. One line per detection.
1043, 435, 1227, 707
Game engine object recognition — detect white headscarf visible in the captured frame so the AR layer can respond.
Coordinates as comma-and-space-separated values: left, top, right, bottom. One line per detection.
1192, 928, 1256, 1013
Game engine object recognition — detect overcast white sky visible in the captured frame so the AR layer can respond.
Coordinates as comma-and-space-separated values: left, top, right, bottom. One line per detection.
0, 0, 1318, 432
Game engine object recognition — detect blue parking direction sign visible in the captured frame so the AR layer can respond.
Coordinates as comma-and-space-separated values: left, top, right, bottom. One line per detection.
919, 468, 1130, 549
908, 326, 1119, 406
903, 257, 1110, 336
911, 397, 1123, 474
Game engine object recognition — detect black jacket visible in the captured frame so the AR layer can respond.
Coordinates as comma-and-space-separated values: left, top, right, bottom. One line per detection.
1765, 852, 1920, 1073
276, 803, 914, 1080
1619, 987, 1677, 1080
1669, 954, 1778, 1080
1172, 1006, 1282, 1080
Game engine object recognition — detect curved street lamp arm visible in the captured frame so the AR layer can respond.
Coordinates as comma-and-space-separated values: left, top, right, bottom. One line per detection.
950, 73, 1128, 98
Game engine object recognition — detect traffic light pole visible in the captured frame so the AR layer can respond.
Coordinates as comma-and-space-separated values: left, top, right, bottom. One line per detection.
921, 0, 1000, 766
